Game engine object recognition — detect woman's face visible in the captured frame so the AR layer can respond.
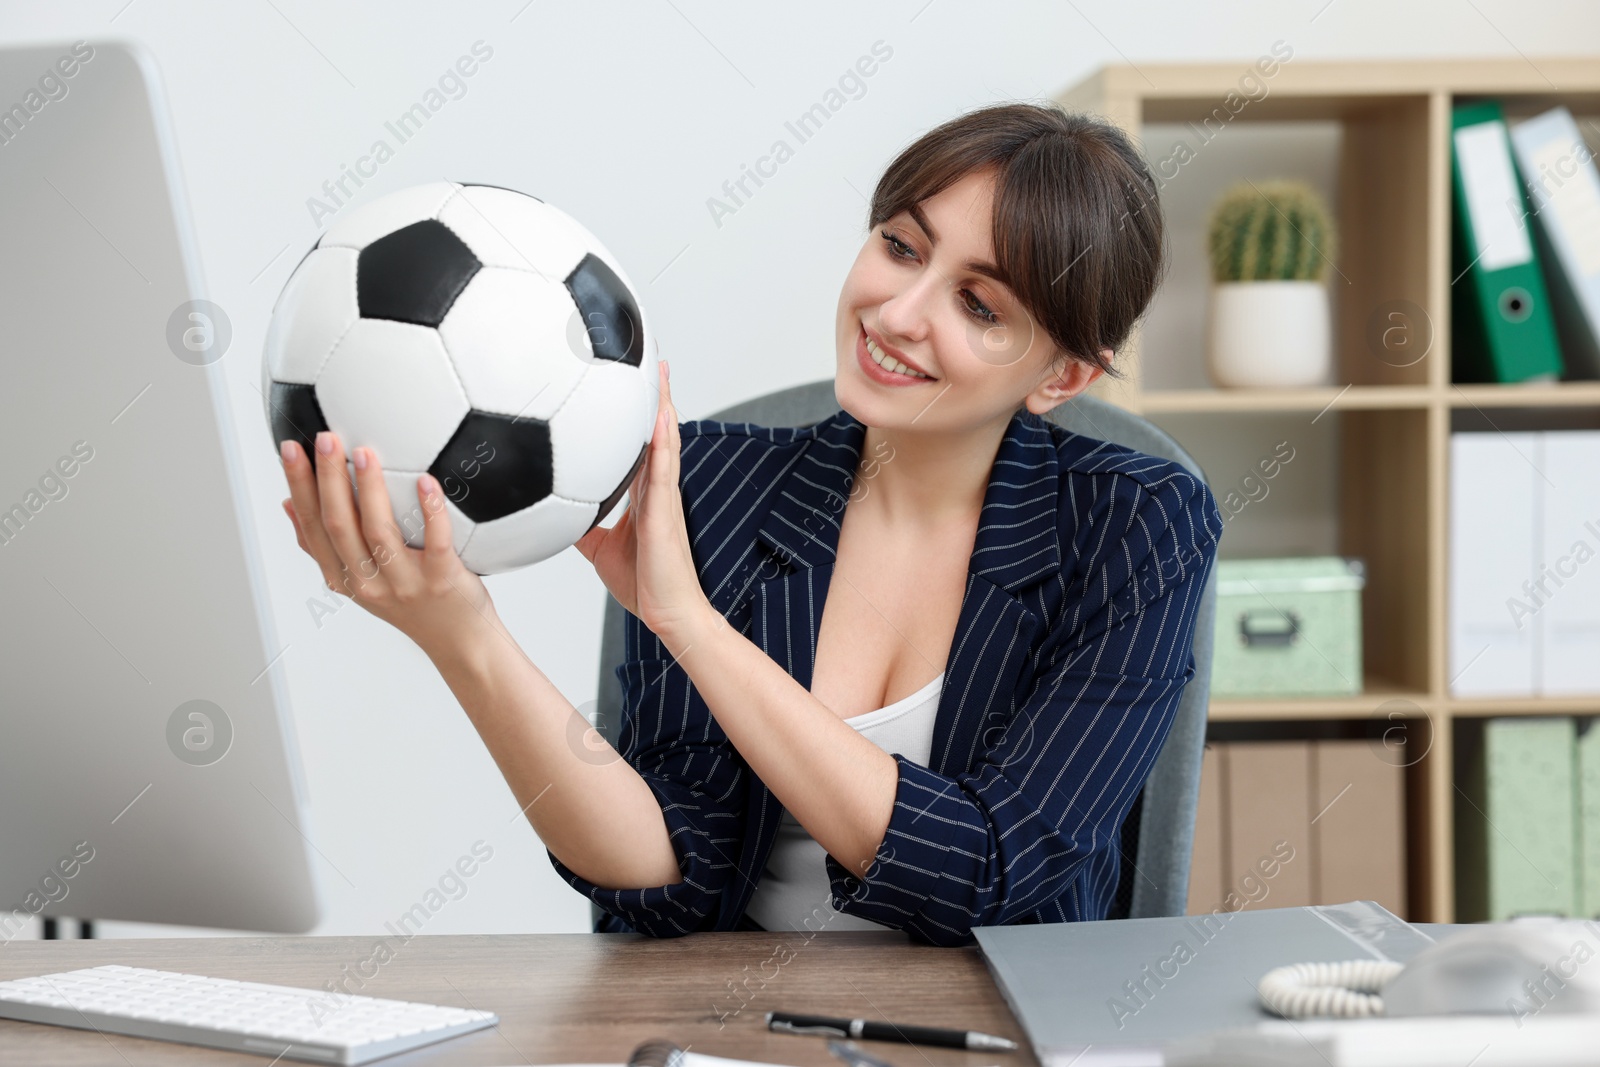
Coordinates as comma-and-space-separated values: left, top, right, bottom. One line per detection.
834, 168, 1104, 431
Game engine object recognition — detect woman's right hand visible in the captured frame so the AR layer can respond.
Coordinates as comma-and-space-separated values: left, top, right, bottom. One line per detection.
279, 430, 499, 661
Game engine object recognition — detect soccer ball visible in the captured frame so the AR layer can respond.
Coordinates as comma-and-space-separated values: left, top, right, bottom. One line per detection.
261, 180, 657, 575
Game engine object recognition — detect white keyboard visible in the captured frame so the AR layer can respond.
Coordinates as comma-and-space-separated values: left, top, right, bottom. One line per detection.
0, 964, 498, 1064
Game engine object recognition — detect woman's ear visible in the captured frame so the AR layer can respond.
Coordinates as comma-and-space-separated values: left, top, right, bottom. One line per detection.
1024, 348, 1112, 415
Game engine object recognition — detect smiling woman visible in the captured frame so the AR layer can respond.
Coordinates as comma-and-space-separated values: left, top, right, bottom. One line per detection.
551, 103, 1221, 942
278, 101, 1221, 946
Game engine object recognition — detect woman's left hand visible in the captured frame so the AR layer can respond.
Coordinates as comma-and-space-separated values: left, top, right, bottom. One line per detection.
573, 359, 711, 643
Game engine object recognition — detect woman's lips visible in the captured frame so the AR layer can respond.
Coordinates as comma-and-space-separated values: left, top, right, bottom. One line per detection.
857, 325, 933, 386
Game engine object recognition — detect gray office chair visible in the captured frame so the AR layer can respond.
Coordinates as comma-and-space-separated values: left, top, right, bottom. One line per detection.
589, 381, 1219, 928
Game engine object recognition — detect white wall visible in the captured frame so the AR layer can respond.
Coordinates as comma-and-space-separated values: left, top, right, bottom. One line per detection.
2, 0, 1595, 939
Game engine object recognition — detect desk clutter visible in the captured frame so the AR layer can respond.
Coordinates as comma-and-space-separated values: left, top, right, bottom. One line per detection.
974, 901, 1429, 1067
977, 907, 1600, 1067
6, 911, 1599, 1067
1455, 715, 1600, 921
1186, 739, 1407, 918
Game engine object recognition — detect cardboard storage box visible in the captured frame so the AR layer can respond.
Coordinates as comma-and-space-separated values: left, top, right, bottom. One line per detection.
1211, 556, 1365, 697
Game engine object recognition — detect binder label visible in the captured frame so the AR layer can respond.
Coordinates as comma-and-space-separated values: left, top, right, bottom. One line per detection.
1456, 120, 1534, 271
1529, 138, 1600, 277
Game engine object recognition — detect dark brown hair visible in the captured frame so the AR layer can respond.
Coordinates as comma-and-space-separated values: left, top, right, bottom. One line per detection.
868, 102, 1166, 379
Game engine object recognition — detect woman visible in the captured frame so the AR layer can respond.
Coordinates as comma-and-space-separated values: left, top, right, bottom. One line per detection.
278, 102, 1222, 947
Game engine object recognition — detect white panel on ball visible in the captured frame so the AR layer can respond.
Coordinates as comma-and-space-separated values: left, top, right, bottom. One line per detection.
317, 318, 470, 472
373, 468, 475, 557
438, 186, 589, 279
460, 494, 599, 575
262, 247, 359, 384
319, 180, 460, 250
549, 361, 654, 503
437, 267, 589, 420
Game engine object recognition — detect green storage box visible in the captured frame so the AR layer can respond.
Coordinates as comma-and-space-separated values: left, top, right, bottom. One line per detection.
1455, 716, 1579, 921
1211, 556, 1365, 698
1577, 719, 1600, 919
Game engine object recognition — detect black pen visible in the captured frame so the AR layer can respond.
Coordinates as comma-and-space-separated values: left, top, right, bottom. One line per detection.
765, 1010, 1019, 1051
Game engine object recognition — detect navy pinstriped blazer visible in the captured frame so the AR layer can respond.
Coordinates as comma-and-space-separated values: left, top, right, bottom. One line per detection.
548, 404, 1223, 946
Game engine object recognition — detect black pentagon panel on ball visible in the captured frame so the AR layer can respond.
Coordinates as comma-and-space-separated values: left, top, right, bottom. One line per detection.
566, 253, 643, 366
270, 383, 329, 467
429, 410, 554, 523
357, 219, 481, 327
583, 440, 648, 536
269, 382, 329, 467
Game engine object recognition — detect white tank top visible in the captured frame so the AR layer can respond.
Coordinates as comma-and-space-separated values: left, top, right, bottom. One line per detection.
742, 671, 945, 933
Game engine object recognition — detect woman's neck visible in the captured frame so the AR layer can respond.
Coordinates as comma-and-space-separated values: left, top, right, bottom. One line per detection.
856, 412, 1013, 527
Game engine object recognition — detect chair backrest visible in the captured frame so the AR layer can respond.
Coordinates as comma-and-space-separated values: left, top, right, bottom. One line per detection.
591, 380, 1218, 924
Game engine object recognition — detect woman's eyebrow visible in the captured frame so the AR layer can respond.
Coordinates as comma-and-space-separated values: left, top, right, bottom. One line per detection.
907, 203, 1010, 286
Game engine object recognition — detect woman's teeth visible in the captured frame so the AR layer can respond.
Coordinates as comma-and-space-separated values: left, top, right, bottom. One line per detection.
866, 336, 932, 379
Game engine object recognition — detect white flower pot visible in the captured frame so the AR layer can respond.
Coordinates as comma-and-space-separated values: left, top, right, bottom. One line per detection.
1206, 279, 1332, 388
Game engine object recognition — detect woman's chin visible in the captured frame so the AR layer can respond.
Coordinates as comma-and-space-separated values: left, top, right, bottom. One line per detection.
832, 369, 874, 415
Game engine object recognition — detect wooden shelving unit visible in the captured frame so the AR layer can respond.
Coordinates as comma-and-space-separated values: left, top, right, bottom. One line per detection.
1057, 57, 1600, 923
1209, 679, 1433, 723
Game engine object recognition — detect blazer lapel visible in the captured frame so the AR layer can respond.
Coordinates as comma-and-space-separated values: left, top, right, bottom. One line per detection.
727, 407, 1064, 922
920, 407, 1063, 775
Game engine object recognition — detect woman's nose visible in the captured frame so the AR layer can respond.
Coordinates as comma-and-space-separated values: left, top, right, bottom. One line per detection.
876, 278, 938, 345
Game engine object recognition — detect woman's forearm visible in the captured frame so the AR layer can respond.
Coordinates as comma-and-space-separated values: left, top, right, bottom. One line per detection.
661, 603, 900, 880
422, 612, 683, 891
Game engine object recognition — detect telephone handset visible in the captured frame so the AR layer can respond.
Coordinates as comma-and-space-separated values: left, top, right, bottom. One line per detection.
1257, 916, 1600, 1020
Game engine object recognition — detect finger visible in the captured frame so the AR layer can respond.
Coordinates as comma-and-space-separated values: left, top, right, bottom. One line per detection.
629, 447, 649, 511
654, 360, 679, 501
647, 397, 672, 492
312, 431, 382, 593
576, 500, 620, 558
632, 407, 658, 511
350, 446, 418, 591
662, 360, 679, 475
281, 440, 348, 587
416, 473, 459, 578
644, 407, 677, 531
572, 526, 596, 561
282, 498, 309, 553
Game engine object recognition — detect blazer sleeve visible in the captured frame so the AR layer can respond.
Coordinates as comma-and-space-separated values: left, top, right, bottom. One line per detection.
821, 464, 1223, 946
545, 605, 752, 936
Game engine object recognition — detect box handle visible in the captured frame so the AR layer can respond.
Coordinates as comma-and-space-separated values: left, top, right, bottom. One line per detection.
1238, 608, 1300, 648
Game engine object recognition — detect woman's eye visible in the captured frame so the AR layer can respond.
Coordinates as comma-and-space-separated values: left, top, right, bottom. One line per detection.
879, 229, 914, 259
963, 290, 999, 325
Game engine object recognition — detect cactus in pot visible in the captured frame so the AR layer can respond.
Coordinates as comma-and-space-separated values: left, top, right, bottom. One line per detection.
1205, 180, 1338, 387
1208, 180, 1337, 282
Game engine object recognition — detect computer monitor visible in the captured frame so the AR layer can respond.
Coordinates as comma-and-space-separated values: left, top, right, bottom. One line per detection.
0, 38, 321, 933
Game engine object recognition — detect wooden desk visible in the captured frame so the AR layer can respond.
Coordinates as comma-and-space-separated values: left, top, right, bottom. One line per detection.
0, 932, 1038, 1067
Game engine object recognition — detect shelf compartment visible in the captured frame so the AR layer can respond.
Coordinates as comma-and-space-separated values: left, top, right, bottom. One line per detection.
1125, 96, 1436, 394
1337, 95, 1437, 389
1341, 408, 1434, 693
